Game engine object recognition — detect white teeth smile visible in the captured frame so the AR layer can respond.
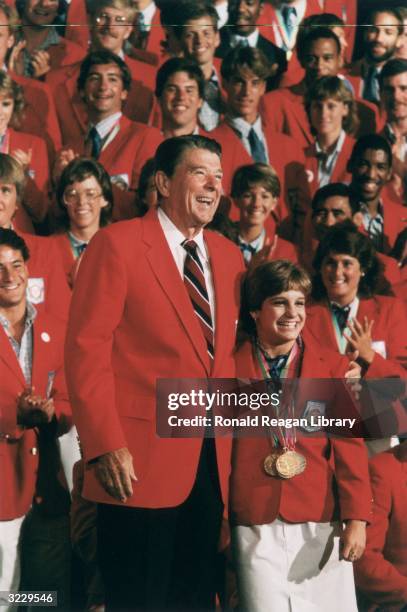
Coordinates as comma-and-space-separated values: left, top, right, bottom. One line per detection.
196, 197, 213, 204
1, 284, 18, 290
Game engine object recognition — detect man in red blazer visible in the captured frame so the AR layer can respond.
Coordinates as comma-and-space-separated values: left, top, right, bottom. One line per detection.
0, 1, 62, 156
348, 134, 406, 255
53, 50, 163, 221
45, 0, 157, 140
355, 440, 407, 610
0, 228, 70, 600
261, 28, 379, 149
212, 45, 308, 232
65, 135, 244, 610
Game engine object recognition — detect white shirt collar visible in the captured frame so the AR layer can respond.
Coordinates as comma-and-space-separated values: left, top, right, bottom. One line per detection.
231, 29, 259, 48
92, 112, 122, 139
141, 0, 156, 31
278, 0, 306, 22
228, 113, 263, 140
215, 0, 228, 29
157, 206, 208, 263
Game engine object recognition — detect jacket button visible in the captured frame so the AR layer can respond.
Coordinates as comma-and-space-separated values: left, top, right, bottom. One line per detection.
30, 447, 38, 455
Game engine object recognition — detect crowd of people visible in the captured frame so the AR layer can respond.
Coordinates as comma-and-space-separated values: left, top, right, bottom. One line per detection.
0, 0, 406, 610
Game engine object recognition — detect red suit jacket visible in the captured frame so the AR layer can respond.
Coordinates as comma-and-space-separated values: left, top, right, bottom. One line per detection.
50, 232, 76, 288
0, 310, 70, 520
63, 115, 163, 220
41, 34, 85, 70
230, 334, 372, 526
64, 0, 89, 50
20, 232, 72, 321
46, 59, 155, 146
210, 121, 308, 222
304, 134, 355, 198
257, 0, 322, 87
8, 128, 50, 233
306, 296, 407, 378
65, 208, 245, 508
355, 444, 407, 610
261, 84, 379, 149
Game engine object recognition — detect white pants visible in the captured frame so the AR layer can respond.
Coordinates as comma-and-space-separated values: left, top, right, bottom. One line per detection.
0, 516, 25, 611
232, 519, 358, 612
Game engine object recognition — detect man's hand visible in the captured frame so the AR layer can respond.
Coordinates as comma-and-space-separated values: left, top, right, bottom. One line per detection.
17, 387, 55, 427
340, 519, 367, 562
93, 447, 137, 503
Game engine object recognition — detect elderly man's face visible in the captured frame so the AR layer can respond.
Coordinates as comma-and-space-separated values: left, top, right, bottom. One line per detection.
157, 147, 223, 236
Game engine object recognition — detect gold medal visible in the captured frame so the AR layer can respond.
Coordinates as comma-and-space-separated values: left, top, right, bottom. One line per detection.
263, 452, 281, 476
275, 450, 306, 479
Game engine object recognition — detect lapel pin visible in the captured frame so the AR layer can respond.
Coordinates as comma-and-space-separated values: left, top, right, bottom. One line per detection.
41, 332, 51, 343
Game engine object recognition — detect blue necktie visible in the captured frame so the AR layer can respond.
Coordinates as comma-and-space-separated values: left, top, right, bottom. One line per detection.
89, 126, 103, 159
363, 66, 380, 104
248, 128, 267, 163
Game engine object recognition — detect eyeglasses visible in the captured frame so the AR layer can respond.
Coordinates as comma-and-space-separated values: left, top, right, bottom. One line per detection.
95, 13, 130, 26
63, 189, 103, 206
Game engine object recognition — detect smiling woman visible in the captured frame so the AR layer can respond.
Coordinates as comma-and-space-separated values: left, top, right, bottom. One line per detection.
231, 259, 372, 612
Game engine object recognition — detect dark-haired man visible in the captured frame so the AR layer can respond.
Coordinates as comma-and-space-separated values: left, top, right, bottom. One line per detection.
46, 0, 157, 142
65, 135, 244, 610
53, 51, 162, 220
348, 135, 406, 255
379, 58, 407, 203
0, 228, 70, 605
261, 28, 379, 149
172, 2, 225, 131
216, 0, 287, 89
347, 8, 404, 105
212, 45, 308, 229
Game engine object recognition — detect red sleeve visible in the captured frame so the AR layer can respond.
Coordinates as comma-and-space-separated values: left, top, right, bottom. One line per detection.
354, 458, 407, 606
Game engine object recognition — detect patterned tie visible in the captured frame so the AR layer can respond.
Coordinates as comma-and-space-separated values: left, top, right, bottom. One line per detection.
248, 128, 267, 163
331, 304, 351, 332
133, 11, 149, 50
88, 126, 103, 159
363, 66, 380, 104
183, 240, 214, 361
282, 5, 297, 38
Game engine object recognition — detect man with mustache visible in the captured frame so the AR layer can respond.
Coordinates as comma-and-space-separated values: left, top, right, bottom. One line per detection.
379, 58, 407, 203
347, 7, 403, 106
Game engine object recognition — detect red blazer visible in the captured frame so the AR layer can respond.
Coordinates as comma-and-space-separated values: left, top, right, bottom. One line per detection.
8, 129, 50, 230
306, 296, 407, 378
0, 311, 70, 520
144, 7, 165, 58
381, 199, 407, 254
64, 0, 89, 50
230, 334, 372, 526
50, 232, 75, 285
42, 34, 85, 70
63, 115, 163, 220
257, 0, 322, 87
355, 444, 407, 609
65, 208, 245, 508
210, 121, 308, 222
19, 232, 72, 321
46, 61, 155, 146
304, 134, 355, 198
11, 73, 62, 156
261, 85, 379, 149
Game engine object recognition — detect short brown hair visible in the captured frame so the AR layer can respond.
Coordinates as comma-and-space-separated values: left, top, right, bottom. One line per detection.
231, 163, 281, 199
0, 153, 26, 201
221, 46, 270, 82
238, 260, 311, 340
305, 76, 359, 136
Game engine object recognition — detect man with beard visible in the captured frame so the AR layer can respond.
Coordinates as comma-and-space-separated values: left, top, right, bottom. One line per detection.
216, 0, 287, 90
379, 58, 407, 203
347, 7, 403, 106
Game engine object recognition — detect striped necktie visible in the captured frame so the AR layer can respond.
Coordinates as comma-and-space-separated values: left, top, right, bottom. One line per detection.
183, 240, 214, 361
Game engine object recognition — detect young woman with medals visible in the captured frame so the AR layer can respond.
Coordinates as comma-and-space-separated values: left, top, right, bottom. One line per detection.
230, 259, 372, 612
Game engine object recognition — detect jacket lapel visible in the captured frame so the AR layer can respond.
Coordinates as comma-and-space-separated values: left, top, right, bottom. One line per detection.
0, 325, 25, 386
141, 209, 210, 374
